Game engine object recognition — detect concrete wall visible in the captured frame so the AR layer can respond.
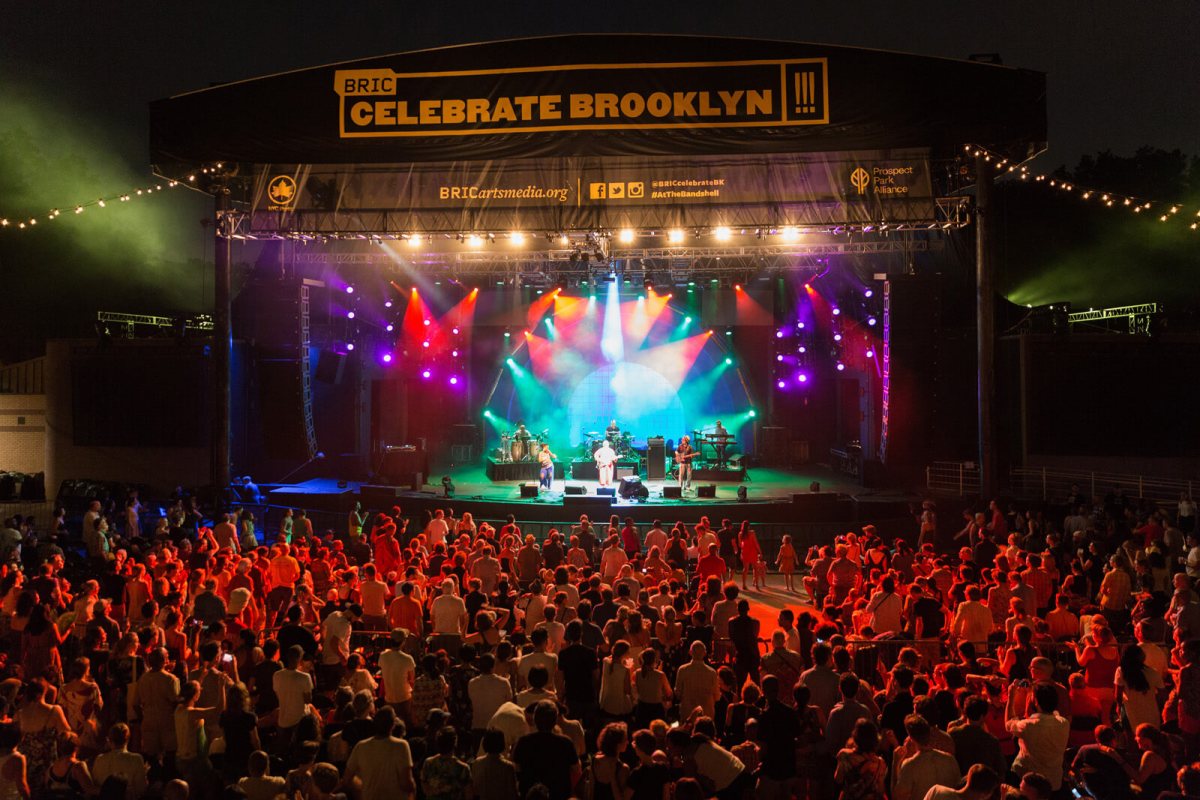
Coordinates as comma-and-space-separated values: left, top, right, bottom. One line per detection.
0, 393, 47, 474
44, 340, 209, 494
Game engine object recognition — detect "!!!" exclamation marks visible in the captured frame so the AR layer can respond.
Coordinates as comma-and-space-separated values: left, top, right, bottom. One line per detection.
794, 70, 817, 115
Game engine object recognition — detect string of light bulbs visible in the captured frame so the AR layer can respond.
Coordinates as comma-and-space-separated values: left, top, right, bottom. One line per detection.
966, 144, 1199, 231
0, 164, 222, 232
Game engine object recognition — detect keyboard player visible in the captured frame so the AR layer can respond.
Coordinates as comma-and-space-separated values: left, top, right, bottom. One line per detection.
710, 420, 732, 466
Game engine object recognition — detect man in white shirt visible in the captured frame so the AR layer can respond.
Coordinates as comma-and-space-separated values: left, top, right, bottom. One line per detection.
594, 440, 617, 487
1006, 683, 1070, 790
359, 565, 390, 631
425, 509, 450, 547
471, 546, 502, 594
922, 763, 1001, 800
430, 578, 468, 636
535, 605, 567, 653
92, 723, 148, 800
274, 645, 314, 741
517, 628, 558, 690
345, 706, 415, 800
644, 520, 669, 555
950, 585, 994, 648
599, 536, 628, 582
469, 653, 514, 734
320, 604, 361, 685
379, 630, 417, 725
674, 641, 720, 719
894, 715, 962, 800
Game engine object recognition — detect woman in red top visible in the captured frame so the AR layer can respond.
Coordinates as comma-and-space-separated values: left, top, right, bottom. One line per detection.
737, 522, 762, 591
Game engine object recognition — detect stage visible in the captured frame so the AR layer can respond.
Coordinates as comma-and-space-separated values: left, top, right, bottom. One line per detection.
264, 462, 922, 550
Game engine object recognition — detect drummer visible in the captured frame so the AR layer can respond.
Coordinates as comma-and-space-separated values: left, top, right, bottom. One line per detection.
606, 418, 621, 442
514, 423, 532, 461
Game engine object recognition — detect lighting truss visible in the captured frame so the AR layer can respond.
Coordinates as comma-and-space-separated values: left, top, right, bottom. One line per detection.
1067, 303, 1161, 335
231, 196, 971, 241
96, 311, 215, 333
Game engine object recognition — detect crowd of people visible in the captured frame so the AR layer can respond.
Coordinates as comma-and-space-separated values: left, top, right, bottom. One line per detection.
0, 488, 1195, 800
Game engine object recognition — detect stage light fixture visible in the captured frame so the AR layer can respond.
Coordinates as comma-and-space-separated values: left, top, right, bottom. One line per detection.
422, 341, 430, 348
382, 353, 393, 363
725, 357, 733, 365
796, 322, 805, 329
422, 369, 431, 379
449, 376, 459, 385
747, 410, 756, 418
510, 231, 526, 245
452, 350, 459, 357
618, 228, 635, 244
797, 373, 808, 383
346, 343, 355, 351
836, 362, 846, 371
833, 334, 842, 342
798, 346, 807, 354
347, 311, 355, 319
777, 380, 786, 389
866, 349, 875, 358
775, 330, 784, 338
408, 233, 422, 246
864, 289, 874, 298
832, 307, 841, 316
423, 319, 431, 326
714, 226, 731, 241
868, 317, 877, 326
668, 228, 685, 244
345, 286, 355, 294
781, 227, 800, 242
466, 234, 483, 247
384, 300, 393, 309
452, 328, 460, 335
559, 234, 569, 246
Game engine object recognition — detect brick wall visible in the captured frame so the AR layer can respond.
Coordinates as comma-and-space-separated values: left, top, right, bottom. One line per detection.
0, 393, 47, 474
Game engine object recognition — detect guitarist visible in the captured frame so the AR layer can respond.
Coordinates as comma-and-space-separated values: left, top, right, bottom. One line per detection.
675, 435, 697, 492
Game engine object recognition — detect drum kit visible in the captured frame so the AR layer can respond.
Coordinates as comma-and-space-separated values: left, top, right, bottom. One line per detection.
579, 429, 634, 458
496, 428, 550, 463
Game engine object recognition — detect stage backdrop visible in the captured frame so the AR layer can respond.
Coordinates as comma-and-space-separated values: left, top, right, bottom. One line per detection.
479, 282, 757, 463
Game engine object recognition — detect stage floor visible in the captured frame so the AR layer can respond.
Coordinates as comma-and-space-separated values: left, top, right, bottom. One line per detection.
425, 462, 902, 506
265, 462, 922, 531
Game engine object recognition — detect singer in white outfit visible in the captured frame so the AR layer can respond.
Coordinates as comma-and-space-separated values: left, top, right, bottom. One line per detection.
594, 440, 617, 487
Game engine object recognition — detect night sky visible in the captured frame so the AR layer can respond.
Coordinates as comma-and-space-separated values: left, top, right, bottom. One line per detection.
0, 1, 1196, 359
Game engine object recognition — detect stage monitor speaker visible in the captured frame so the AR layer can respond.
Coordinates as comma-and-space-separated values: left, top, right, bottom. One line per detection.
564, 495, 611, 512
564, 483, 586, 495
618, 476, 642, 498
696, 485, 716, 498
315, 350, 346, 384
646, 437, 666, 481
519, 483, 539, 498
596, 487, 616, 497
662, 486, 682, 499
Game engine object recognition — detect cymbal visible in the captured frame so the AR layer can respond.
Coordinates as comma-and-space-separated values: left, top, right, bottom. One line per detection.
584, 431, 602, 437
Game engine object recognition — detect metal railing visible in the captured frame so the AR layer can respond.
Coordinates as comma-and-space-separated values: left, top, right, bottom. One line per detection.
926, 461, 1199, 508
925, 461, 981, 496
1008, 466, 1197, 507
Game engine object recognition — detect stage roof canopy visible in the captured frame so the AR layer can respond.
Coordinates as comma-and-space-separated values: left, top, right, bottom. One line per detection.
149, 35, 1046, 238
